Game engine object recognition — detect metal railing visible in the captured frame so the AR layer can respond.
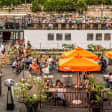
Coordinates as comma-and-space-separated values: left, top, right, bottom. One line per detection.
1, 22, 112, 30
40, 91, 112, 112
27, 23, 109, 30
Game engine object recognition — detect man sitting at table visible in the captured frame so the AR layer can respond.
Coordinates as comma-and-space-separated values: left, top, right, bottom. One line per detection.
56, 83, 66, 106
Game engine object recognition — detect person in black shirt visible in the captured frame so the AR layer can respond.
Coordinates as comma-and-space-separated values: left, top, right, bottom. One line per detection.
100, 56, 107, 73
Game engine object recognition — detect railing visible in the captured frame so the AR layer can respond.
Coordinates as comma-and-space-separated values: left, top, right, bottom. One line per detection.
41, 91, 89, 108
27, 23, 109, 30
40, 91, 112, 112
1, 22, 112, 30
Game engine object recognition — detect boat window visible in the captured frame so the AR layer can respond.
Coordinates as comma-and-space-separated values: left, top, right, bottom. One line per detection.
65, 33, 71, 40
87, 33, 93, 41
48, 33, 54, 40
104, 33, 111, 40
56, 33, 63, 40
96, 33, 102, 40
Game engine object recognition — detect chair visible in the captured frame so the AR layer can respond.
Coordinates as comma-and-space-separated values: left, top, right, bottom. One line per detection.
34, 24, 38, 29
74, 23, 78, 29
66, 24, 69, 29
82, 23, 86, 29
90, 23, 93, 29
58, 24, 61, 29
51, 24, 53, 30
98, 23, 102, 29
42, 24, 46, 29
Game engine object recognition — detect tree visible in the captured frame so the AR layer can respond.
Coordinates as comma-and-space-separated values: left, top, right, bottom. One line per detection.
31, 0, 41, 12
76, 0, 88, 15
44, 0, 76, 11
0, 0, 22, 7
44, 0, 56, 11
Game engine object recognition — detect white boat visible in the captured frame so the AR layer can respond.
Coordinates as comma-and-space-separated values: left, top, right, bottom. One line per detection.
24, 29, 112, 49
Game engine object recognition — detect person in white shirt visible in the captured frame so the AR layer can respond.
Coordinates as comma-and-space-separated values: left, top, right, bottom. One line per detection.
56, 83, 66, 106
0, 43, 5, 54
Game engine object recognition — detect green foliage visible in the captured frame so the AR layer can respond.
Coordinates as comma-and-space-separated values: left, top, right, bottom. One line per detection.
88, 44, 106, 56
1, 0, 112, 12
44, 0, 76, 11
62, 43, 75, 50
0, 0, 22, 7
88, 77, 106, 102
76, 0, 88, 12
31, 0, 41, 12
14, 76, 47, 103
106, 91, 112, 99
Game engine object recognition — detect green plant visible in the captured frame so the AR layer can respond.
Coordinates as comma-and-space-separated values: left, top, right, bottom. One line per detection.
88, 77, 106, 102
62, 44, 75, 51
88, 44, 106, 56
106, 91, 112, 99
14, 75, 47, 103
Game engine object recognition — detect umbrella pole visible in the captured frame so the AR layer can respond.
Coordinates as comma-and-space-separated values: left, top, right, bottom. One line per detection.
76, 71, 79, 97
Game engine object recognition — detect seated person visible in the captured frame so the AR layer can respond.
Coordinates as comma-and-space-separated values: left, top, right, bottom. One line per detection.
15, 57, 23, 74
30, 59, 40, 74
44, 80, 50, 90
42, 60, 49, 75
56, 83, 66, 106
55, 80, 62, 88
83, 80, 89, 89
87, 73, 94, 79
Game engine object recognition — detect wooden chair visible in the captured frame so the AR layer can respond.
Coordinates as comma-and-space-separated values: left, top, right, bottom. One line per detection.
98, 23, 102, 29
42, 24, 46, 29
82, 23, 86, 29
34, 24, 38, 29
74, 23, 78, 29
66, 24, 69, 29
90, 23, 93, 29
58, 24, 61, 29
51, 24, 53, 29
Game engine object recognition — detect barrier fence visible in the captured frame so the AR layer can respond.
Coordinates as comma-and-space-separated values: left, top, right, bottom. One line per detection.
2, 22, 112, 30
39, 91, 112, 112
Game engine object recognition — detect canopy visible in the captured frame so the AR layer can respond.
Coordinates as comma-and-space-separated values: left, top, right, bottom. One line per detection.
59, 56, 101, 72
59, 56, 101, 97
105, 51, 112, 59
61, 48, 99, 61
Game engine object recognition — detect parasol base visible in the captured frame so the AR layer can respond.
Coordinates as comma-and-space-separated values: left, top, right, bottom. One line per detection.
72, 100, 82, 105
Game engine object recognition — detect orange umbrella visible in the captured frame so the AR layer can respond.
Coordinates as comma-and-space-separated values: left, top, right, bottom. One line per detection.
59, 56, 101, 92
59, 56, 101, 72
61, 48, 99, 61
105, 51, 112, 59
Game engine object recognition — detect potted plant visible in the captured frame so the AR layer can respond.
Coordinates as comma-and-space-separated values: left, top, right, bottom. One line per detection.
88, 77, 106, 112
14, 75, 47, 112
106, 91, 112, 105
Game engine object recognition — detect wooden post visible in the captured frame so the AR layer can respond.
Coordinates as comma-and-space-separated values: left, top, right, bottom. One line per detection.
76, 72, 79, 96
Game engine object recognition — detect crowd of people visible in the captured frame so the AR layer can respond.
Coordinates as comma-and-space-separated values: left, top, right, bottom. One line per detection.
1, 14, 112, 30
32, 14, 112, 28
0, 40, 59, 75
